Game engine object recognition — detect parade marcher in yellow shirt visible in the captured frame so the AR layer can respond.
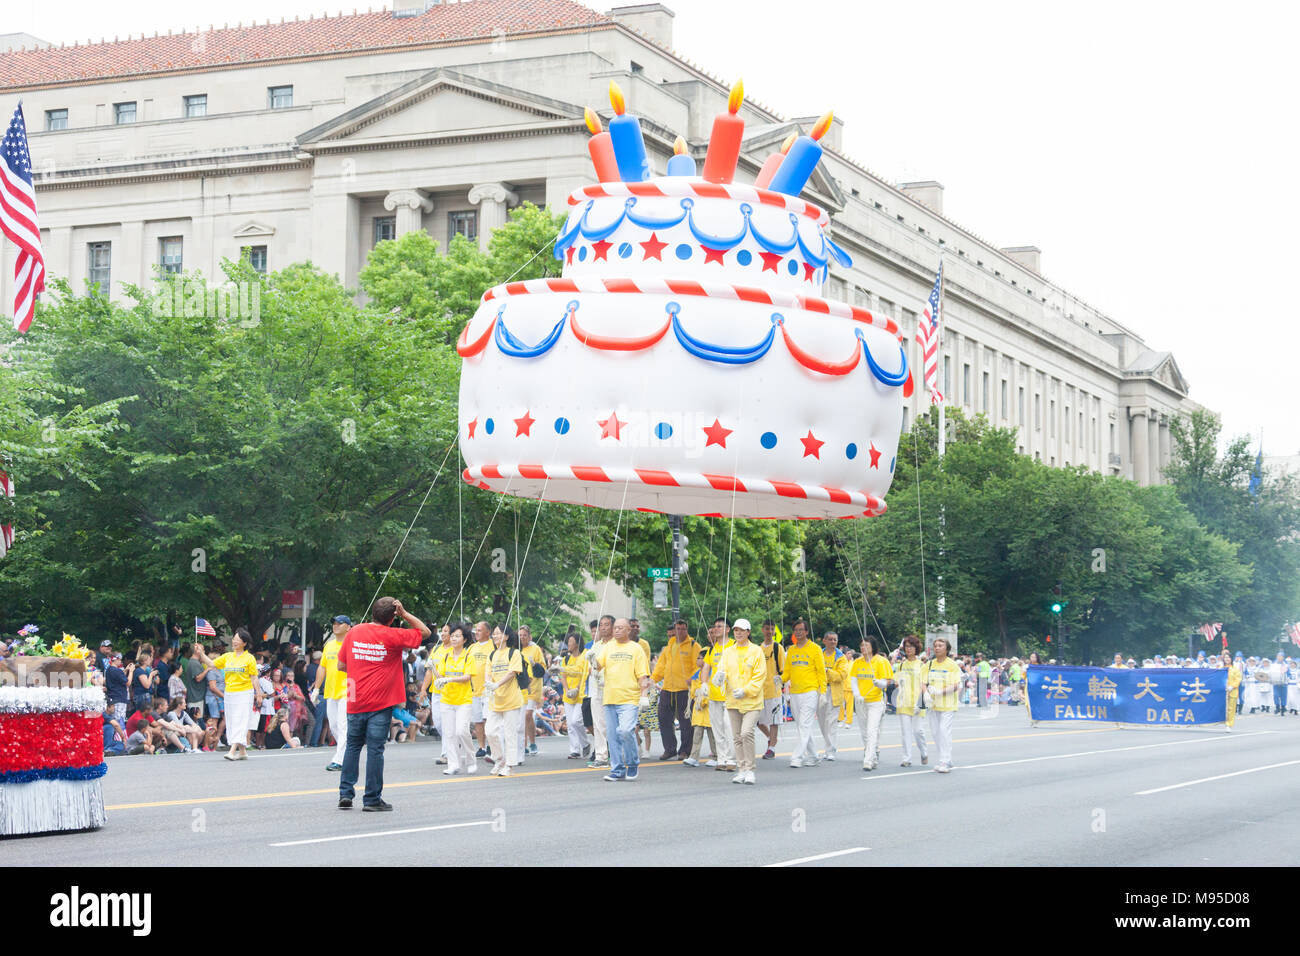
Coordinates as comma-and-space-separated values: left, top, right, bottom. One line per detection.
1222, 650, 1242, 730
758, 620, 785, 760
699, 617, 737, 773
850, 636, 894, 771
716, 619, 767, 785
196, 628, 260, 761
518, 625, 546, 758
484, 624, 525, 777
422, 624, 452, 765
652, 618, 701, 760
589, 618, 649, 781
894, 635, 928, 767
560, 632, 591, 758
781, 621, 827, 768
816, 630, 849, 761
682, 652, 717, 766
312, 615, 351, 771
467, 621, 494, 759
586, 615, 615, 769
432, 623, 475, 775
840, 649, 856, 726
923, 637, 962, 773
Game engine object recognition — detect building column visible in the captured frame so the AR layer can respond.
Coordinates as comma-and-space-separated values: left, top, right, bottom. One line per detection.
1130, 408, 1150, 486
116, 221, 145, 301
468, 182, 518, 252
1148, 412, 1162, 485
1158, 414, 1172, 480
310, 191, 360, 288
383, 189, 433, 236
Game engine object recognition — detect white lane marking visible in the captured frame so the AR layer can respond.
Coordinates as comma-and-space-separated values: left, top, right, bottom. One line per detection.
1134, 759, 1300, 796
859, 731, 1273, 781
764, 847, 870, 867
270, 820, 491, 847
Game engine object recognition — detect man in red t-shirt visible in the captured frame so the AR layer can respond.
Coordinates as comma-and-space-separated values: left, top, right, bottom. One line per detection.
337, 596, 430, 811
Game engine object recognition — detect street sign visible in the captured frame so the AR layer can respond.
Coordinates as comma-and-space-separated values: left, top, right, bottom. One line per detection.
653, 579, 669, 609
647, 567, 672, 579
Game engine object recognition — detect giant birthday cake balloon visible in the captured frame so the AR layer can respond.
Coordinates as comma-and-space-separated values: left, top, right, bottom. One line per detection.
458, 82, 910, 519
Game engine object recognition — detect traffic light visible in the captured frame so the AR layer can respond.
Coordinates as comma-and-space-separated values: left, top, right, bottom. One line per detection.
1046, 634, 1052, 644
1051, 602, 1063, 614
679, 534, 689, 576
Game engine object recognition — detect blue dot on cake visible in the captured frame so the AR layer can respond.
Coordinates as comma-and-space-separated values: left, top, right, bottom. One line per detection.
760, 431, 777, 449
846, 443, 858, 460
617, 242, 633, 259
655, 422, 673, 439
786, 259, 798, 276
577, 246, 587, 262
675, 243, 693, 261
736, 249, 752, 266
485, 418, 495, 435
554, 417, 571, 435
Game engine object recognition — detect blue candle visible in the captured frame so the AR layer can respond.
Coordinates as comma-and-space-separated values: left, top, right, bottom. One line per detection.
608, 81, 650, 182
767, 111, 832, 196
667, 135, 695, 176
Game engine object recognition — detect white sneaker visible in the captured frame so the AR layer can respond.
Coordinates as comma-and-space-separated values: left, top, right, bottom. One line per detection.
789, 759, 802, 768
705, 759, 718, 767
862, 761, 876, 771
823, 752, 837, 762
743, 771, 756, 785
682, 757, 700, 767
466, 764, 477, 775
731, 772, 744, 784
935, 764, 951, 774
802, 756, 820, 767
900, 760, 912, 767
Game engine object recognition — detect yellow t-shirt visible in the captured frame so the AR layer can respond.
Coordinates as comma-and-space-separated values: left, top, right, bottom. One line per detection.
321, 637, 348, 700
719, 642, 767, 712
560, 653, 589, 704
437, 647, 473, 707
212, 651, 258, 694
895, 658, 925, 715
849, 654, 894, 703
638, 638, 652, 667
488, 647, 524, 712
689, 676, 711, 727
923, 658, 963, 713
596, 640, 649, 706
520, 643, 546, 701
762, 642, 785, 700
824, 647, 850, 705
705, 638, 735, 703
468, 639, 494, 696
781, 641, 827, 695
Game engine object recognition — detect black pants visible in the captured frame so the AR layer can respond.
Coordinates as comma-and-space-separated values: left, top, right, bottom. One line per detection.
581, 697, 593, 731
658, 690, 693, 757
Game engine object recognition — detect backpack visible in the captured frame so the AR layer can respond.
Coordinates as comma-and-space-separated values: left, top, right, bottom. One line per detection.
514, 651, 531, 692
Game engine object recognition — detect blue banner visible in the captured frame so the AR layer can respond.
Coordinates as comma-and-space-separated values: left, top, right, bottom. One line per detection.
1026, 666, 1229, 726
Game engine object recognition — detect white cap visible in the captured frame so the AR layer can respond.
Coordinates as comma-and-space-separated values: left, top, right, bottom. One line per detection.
733, 619, 752, 631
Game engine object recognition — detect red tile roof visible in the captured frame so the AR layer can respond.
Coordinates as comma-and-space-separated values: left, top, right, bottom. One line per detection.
0, 0, 612, 91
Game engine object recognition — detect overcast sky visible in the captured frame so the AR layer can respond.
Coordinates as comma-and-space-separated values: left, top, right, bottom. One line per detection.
10, 0, 1296, 454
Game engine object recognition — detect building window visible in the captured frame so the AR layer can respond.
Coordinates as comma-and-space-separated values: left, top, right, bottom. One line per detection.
241, 245, 268, 274
1050, 400, 1057, 438
878, 298, 893, 319
1035, 394, 1041, 432
87, 242, 111, 294
1018, 387, 1025, 425
45, 108, 68, 131
901, 407, 909, 433
114, 102, 136, 125
1109, 423, 1116, 455
449, 210, 478, 243
1001, 380, 1008, 420
159, 236, 183, 275
184, 95, 207, 118
982, 372, 989, 413
268, 86, 294, 110
1065, 406, 1071, 443
373, 216, 396, 244
943, 355, 951, 397
962, 364, 970, 406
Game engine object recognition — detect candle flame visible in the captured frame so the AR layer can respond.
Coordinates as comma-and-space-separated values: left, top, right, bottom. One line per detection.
609, 80, 626, 116
780, 132, 797, 154
727, 79, 744, 114
584, 107, 602, 135
810, 110, 833, 142
673, 135, 687, 155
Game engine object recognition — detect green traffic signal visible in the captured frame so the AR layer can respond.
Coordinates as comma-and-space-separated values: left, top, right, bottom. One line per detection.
1051, 602, 1063, 614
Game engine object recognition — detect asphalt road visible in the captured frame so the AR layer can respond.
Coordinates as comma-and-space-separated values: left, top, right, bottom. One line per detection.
7, 706, 1298, 866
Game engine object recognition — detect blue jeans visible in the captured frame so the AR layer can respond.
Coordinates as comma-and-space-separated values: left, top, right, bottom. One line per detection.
309, 695, 330, 747
1274, 685, 1288, 712
340, 707, 393, 805
603, 703, 640, 777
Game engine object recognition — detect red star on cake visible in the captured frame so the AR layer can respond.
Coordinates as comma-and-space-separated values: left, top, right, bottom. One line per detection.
591, 239, 613, 261
640, 232, 668, 260
802, 262, 818, 282
598, 411, 625, 440
514, 411, 536, 437
566, 246, 576, 265
800, 430, 824, 459
467, 417, 478, 439
702, 418, 733, 448
868, 442, 882, 468
759, 251, 783, 273
701, 246, 727, 265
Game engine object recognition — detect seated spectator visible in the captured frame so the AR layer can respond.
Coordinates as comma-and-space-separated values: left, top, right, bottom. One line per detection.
102, 701, 126, 757
124, 705, 159, 755
147, 696, 191, 752
265, 708, 301, 749
161, 696, 204, 751
202, 716, 222, 752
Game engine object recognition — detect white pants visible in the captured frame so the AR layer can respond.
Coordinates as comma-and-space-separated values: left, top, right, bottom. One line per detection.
856, 699, 886, 767
899, 712, 927, 764
928, 709, 954, 767
326, 695, 348, 765
816, 691, 838, 754
225, 689, 255, 747
441, 701, 474, 773
790, 691, 819, 763
429, 696, 446, 757
708, 699, 735, 765
591, 688, 608, 761
564, 701, 589, 755
486, 707, 522, 768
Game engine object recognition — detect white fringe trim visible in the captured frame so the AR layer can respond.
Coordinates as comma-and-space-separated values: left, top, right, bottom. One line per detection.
0, 777, 106, 835
0, 686, 106, 714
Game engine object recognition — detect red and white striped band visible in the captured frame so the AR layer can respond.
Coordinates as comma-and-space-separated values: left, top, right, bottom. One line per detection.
481, 277, 901, 339
461, 463, 886, 516
568, 181, 829, 227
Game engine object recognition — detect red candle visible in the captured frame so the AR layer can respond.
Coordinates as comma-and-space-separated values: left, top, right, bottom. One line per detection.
585, 107, 619, 183
755, 132, 797, 189
701, 79, 745, 185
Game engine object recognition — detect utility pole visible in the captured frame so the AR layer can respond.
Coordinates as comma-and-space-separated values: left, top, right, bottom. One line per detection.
669, 514, 683, 623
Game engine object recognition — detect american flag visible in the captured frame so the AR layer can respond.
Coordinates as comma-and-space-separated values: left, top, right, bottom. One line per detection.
1288, 623, 1300, 648
0, 104, 44, 334
914, 263, 943, 404
1198, 622, 1222, 642
0, 471, 12, 559
195, 617, 217, 637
